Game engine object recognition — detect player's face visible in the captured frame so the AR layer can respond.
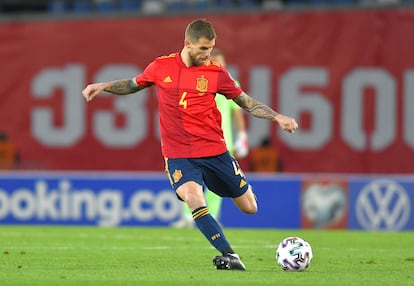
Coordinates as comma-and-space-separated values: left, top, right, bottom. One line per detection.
188, 37, 215, 66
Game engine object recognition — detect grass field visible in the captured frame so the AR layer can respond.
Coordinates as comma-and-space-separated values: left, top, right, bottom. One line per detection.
1, 226, 413, 286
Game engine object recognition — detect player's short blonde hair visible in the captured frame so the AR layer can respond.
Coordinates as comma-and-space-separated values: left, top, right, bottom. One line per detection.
185, 19, 216, 43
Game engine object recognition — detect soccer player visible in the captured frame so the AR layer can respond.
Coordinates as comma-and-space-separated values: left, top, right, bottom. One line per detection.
171, 48, 248, 228
82, 18, 298, 271
0, 132, 19, 170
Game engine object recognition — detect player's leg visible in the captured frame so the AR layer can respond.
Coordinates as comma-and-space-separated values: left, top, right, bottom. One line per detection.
203, 152, 257, 214
172, 188, 222, 228
176, 181, 236, 255
201, 152, 259, 270
232, 185, 257, 214
165, 157, 244, 270
176, 181, 205, 209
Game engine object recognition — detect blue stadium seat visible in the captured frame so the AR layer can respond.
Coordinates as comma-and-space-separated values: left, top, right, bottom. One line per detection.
48, 0, 68, 13
285, 0, 307, 5
72, 0, 92, 12
96, 1, 116, 12
167, 0, 187, 11
192, 0, 210, 10
332, 0, 354, 4
240, 0, 258, 7
213, 0, 234, 8
120, 0, 141, 11
308, 0, 330, 4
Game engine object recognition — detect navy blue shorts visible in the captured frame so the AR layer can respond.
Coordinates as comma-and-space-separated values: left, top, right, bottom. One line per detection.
165, 151, 250, 200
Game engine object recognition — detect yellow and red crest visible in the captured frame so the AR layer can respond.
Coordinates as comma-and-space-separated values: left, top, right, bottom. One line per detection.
196, 77, 208, 94
172, 169, 183, 183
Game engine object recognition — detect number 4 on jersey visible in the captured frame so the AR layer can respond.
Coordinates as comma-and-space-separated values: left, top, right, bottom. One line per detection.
179, 92, 187, 109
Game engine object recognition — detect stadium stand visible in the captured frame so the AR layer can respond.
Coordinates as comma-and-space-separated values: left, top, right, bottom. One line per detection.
48, 0, 68, 13
1, 0, 260, 14
72, 0, 92, 12
95, 0, 117, 11
119, 0, 141, 10
0, 0, 405, 16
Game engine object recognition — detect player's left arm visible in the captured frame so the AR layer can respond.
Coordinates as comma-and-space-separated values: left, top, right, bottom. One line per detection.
233, 92, 299, 133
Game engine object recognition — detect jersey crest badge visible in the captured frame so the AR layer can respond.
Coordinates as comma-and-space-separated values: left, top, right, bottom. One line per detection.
196, 77, 208, 95
172, 169, 183, 183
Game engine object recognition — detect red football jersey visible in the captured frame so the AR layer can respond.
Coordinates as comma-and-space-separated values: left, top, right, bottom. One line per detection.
135, 52, 243, 158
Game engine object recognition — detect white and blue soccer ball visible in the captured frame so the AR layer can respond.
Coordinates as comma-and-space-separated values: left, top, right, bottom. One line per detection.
276, 236, 313, 271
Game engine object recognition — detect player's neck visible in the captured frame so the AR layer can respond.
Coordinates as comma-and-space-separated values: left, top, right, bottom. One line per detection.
180, 50, 193, 68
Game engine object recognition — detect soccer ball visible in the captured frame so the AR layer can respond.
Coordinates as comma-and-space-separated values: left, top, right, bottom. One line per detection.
275, 236, 313, 271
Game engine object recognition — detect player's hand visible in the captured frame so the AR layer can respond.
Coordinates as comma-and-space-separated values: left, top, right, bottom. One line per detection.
234, 131, 248, 158
82, 83, 106, 102
275, 114, 299, 133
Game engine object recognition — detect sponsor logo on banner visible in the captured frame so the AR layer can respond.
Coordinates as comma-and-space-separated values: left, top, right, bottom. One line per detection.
356, 179, 411, 230
301, 180, 348, 229
0, 178, 182, 227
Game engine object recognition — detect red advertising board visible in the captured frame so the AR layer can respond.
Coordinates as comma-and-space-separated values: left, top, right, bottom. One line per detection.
0, 10, 413, 172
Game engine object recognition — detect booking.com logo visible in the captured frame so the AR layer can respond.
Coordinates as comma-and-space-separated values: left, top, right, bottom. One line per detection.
0, 180, 182, 226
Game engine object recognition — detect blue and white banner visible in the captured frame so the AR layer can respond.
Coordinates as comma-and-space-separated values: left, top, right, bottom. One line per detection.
0, 172, 179, 226
0, 172, 413, 230
348, 178, 414, 231
221, 175, 301, 229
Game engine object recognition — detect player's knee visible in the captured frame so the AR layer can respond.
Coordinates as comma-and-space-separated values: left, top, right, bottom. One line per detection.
235, 187, 258, 214
242, 203, 258, 214
176, 181, 205, 209
239, 197, 257, 214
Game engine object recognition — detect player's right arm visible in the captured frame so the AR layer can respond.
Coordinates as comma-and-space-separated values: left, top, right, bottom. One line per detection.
82, 78, 145, 102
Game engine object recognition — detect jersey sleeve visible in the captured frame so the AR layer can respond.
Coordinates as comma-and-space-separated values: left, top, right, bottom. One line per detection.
217, 68, 243, 100
135, 60, 156, 87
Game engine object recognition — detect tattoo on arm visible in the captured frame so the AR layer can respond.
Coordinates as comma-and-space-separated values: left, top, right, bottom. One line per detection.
233, 92, 278, 120
104, 79, 143, 95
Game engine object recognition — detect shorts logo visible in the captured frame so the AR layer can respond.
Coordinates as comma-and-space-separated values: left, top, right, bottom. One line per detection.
172, 169, 183, 183
196, 76, 208, 95
239, 179, 247, 188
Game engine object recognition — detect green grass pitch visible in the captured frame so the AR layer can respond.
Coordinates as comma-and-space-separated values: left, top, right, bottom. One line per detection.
1, 226, 413, 285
